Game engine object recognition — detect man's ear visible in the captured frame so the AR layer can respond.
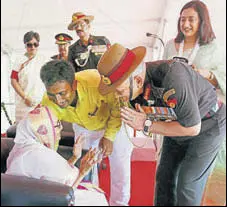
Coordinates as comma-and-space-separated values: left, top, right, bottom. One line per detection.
72, 80, 77, 91
134, 75, 144, 88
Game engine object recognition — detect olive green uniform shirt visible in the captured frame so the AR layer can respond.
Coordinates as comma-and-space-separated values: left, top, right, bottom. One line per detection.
68, 35, 110, 72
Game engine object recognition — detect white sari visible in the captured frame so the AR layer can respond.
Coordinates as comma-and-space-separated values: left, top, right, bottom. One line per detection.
6, 106, 108, 206
12, 53, 49, 122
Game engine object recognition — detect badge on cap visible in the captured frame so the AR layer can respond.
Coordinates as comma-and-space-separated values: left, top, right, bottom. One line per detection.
102, 75, 112, 85
55, 33, 73, 45
58, 35, 64, 41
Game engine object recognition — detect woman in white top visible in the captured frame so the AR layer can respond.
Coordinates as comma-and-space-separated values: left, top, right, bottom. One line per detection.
10, 31, 49, 122
163, 1, 226, 99
163, 1, 226, 205
6, 105, 108, 206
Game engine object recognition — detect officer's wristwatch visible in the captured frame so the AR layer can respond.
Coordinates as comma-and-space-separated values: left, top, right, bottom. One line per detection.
143, 118, 153, 136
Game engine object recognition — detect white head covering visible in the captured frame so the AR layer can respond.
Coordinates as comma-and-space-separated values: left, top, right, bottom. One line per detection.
7, 105, 79, 186
14, 105, 61, 150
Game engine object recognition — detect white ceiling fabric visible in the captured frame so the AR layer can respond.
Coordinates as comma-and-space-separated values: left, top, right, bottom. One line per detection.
1, 0, 226, 59
1, 0, 226, 132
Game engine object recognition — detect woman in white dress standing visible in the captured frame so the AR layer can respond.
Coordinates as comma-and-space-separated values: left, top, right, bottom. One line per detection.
7, 31, 49, 138
10, 31, 49, 122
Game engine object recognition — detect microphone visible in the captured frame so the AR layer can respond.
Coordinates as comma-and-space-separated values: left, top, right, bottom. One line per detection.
146, 32, 164, 47
146, 32, 155, 37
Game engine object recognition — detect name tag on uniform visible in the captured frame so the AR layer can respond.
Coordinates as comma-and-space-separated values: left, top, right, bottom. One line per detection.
91, 45, 108, 54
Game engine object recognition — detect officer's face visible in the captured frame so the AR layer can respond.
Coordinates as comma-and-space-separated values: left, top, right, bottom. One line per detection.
58, 43, 69, 56
180, 8, 200, 38
115, 79, 131, 102
46, 80, 76, 108
74, 20, 90, 38
115, 65, 146, 101
115, 76, 143, 102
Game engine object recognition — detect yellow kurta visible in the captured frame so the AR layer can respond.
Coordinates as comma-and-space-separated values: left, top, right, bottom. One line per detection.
41, 69, 121, 141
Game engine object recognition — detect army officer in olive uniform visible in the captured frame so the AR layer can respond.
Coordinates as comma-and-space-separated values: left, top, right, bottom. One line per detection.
67, 12, 110, 72
51, 33, 73, 61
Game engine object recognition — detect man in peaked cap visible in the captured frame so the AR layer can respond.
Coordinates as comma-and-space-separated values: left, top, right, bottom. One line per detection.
67, 12, 110, 72
51, 33, 73, 61
97, 48, 226, 206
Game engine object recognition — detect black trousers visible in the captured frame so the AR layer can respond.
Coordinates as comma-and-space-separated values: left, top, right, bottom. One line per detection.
154, 105, 226, 206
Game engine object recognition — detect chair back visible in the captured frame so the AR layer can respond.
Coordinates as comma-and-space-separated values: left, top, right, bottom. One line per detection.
1, 138, 14, 173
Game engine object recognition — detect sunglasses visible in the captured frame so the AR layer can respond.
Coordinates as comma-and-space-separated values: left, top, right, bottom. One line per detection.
26, 42, 39, 48
74, 22, 87, 29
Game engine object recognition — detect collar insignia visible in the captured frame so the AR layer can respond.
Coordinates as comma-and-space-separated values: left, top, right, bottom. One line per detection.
102, 75, 112, 85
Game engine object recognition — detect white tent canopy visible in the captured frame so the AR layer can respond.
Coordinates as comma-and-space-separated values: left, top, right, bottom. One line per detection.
1, 0, 226, 131
2, 0, 168, 58
2, 0, 225, 57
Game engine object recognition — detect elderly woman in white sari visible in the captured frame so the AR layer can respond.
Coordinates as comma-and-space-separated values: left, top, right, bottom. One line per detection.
6, 105, 108, 206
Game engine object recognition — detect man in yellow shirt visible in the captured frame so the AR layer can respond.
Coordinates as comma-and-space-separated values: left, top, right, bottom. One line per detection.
41, 61, 120, 150
40, 42, 146, 205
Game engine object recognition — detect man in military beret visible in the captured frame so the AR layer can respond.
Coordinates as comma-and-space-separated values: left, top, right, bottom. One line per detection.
51, 33, 73, 61
99, 56, 226, 206
67, 12, 111, 72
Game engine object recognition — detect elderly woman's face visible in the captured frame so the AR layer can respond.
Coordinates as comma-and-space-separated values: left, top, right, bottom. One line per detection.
180, 8, 200, 38
25, 37, 39, 56
29, 106, 63, 149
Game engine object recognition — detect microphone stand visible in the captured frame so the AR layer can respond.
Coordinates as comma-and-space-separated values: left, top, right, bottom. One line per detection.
146, 32, 165, 60
146, 33, 165, 48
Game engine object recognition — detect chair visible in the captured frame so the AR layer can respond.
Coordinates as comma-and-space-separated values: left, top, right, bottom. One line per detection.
1, 137, 92, 206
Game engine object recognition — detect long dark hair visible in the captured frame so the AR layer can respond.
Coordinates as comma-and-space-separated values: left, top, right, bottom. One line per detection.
175, 0, 215, 45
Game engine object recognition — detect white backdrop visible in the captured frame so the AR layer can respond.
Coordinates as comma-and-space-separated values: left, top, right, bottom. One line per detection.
1, 0, 226, 132
1, 0, 226, 59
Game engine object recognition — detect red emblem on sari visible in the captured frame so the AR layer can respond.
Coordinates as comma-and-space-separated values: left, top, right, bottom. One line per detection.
37, 125, 48, 135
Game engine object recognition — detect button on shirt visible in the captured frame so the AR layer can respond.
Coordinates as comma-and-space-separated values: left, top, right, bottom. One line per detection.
41, 69, 121, 141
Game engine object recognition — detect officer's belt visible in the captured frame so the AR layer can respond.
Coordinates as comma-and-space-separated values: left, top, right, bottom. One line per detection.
202, 100, 223, 120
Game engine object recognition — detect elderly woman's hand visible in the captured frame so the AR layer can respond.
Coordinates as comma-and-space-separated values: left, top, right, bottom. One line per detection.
79, 148, 101, 177
120, 103, 146, 131
73, 134, 85, 159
